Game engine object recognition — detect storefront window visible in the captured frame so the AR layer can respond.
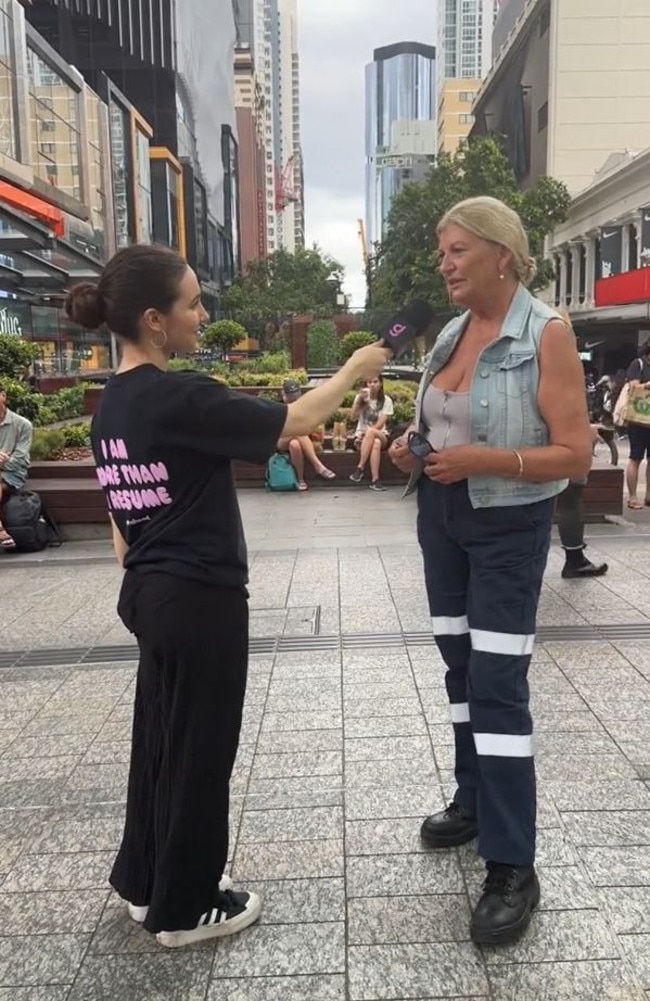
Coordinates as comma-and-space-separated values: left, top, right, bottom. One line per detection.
135, 126, 152, 243
27, 46, 82, 202
0, 2, 17, 160
109, 99, 130, 248
85, 89, 107, 260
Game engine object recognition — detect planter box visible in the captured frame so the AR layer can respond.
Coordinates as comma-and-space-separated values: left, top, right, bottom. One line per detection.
26, 458, 624, 526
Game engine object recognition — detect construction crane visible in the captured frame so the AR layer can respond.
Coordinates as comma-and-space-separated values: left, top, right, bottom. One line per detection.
275, 155, 300, 213
357, 218, 369, 267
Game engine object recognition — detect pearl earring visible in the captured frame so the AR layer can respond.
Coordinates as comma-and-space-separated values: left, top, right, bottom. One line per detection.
499, 273, 505, 281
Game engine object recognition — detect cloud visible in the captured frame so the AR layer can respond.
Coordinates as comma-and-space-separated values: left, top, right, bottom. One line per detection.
298, 1, 437, 304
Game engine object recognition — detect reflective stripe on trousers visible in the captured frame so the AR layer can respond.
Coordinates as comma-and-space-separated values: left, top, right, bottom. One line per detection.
417, 477, 553, 866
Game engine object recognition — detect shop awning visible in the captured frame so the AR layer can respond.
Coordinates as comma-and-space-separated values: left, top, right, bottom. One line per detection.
0, 201, 103, 299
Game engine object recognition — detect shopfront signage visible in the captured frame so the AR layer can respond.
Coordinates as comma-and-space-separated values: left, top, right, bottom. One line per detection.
0, 307, 22, 336
600, 226, 623, 278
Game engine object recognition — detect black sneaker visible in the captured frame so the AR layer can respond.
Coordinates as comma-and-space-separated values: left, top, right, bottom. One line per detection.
369, 480, 387, 492
349, 468, 364, 484
156, 888, 262, 948
470, 862, 540, 946
420, 803, 478, 848
562, 559, 608, 579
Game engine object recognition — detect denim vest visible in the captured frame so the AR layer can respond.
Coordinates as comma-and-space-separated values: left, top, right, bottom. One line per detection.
406, 283, 568, 508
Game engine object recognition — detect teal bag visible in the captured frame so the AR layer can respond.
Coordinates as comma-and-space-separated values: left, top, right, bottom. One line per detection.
265, 452, 298, 491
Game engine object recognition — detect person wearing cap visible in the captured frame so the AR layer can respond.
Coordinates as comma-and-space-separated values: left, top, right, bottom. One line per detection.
277, 379, 336, 490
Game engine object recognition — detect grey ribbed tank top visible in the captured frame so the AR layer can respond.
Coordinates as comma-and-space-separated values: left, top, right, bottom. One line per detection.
421, 384, 471, 450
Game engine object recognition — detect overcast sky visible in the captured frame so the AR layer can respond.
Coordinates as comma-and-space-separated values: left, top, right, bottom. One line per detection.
298, 0, 437, 309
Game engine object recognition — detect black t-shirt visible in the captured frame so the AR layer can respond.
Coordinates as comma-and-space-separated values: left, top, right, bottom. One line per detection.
91, 365, 287, 587
626, 357, 650, 383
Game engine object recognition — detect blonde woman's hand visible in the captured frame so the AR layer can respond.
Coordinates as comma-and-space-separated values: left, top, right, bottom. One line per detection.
423, 445, 486, 484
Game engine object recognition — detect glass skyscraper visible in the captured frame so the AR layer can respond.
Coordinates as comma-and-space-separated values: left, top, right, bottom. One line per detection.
439, 0, 499, 79
365, 42, 437, 248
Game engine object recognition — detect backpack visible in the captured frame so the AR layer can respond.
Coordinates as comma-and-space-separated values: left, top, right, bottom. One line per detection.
265, 452, 298, 492
3, 489, 62, 553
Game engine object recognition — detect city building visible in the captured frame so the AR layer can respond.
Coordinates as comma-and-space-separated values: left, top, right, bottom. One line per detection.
253, 0, 303, 253
437, 78, 481, 152
234, 44, 268, 267
548, 149, 650, 372
471, 0, 650, 361
438, 0, 500, 81
365, 42, 437, 248
0, 0, 113, 373
21, 0, 241, 308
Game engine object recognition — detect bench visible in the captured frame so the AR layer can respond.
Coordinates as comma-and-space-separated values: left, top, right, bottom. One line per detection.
27, 459, 624, 526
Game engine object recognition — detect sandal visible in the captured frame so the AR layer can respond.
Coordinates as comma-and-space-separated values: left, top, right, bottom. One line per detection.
298, 480, 308, 492
0, 528, 16, 552
318, 467, 336, 479
627, 499, 644, 510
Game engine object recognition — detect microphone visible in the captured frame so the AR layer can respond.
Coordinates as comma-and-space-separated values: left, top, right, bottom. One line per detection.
377, 300, 434, 359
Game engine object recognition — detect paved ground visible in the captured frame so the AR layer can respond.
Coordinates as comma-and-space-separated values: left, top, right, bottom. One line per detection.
1, 486, 650, 1000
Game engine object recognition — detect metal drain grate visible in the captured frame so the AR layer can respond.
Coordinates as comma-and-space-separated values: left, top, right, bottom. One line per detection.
2, 621, 650, 671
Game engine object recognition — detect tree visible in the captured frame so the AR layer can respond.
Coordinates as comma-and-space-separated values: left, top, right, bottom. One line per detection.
371, 136, 571, 310
0, 335, 38, 379
222, 247, 345, 332
338, 331, 375, 363
306, 320, 338, 368
202, 320, 247, 356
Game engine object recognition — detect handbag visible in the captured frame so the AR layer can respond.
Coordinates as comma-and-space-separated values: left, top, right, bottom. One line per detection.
613, 381, 630, 426
625, 385, 650, 427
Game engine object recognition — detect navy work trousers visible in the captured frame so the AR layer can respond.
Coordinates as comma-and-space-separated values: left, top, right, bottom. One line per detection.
417, 477, 553, 866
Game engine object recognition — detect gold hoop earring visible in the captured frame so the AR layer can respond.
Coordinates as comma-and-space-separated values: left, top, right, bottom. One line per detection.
150, 330, 168, 350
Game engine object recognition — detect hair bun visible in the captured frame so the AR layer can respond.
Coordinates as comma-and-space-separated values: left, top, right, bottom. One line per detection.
65, 282, 105, 330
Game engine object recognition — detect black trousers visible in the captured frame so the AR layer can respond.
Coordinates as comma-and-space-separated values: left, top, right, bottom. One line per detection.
555, 482, 585, 552
112, 570, 248, 933
417, 479, 553, 866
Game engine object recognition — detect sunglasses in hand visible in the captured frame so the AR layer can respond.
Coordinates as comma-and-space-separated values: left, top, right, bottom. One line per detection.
407, 431, 437, 459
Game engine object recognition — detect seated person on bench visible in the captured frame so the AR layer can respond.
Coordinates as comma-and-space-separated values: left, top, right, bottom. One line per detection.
0, 382, 33, 551
277, 379, 335, 491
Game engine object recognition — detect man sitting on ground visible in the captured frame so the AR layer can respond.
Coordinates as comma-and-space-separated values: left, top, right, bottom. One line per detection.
0, 383, 33, 551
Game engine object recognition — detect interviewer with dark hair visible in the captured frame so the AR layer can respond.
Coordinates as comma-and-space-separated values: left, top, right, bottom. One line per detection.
66, 244, 389, 948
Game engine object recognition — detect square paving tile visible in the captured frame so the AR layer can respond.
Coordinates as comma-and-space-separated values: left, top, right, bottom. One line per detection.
67, 952, 213, 1001
348, 941, 488, 1000
206, 974, 346, 1001
0, 933, 89, 987
212, 922, 345, 979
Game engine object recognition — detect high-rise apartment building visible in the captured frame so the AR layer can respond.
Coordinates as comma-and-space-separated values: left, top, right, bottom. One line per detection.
365, 42, 437, 248
239, 0, 303, 253
234, 44, 268, 267
439, 0, 500, 79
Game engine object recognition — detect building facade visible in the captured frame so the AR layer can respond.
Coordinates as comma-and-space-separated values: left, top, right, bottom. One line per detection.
365, 42, 437, 248
21, 0, 241, 305
234, 44, 268, 267
548, 149, 650, 373
439, 0, 499, 80
0, 0, 113, 373
437, 77, 481, 152
471, 0, 650, 197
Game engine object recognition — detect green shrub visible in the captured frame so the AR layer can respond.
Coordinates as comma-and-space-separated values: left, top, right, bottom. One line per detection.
384, 379, 417, 403
62, 423, 91, 448
244, 351, 291, 374
307, 320, 338, 368
30, 428, 66, 461
1, 377, 43, 423
338, 330, 375, 363
202, 319, 247, 354
48, 383, 90, 421
392, 399, 415, 425
0, 335, 38, 379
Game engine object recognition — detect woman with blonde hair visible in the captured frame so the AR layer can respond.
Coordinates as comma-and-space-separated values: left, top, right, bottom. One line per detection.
390, 196, 591, 946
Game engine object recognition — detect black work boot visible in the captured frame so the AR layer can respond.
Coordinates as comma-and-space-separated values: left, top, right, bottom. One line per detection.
470, 862, 540, 946
562, 558, 608, 579
420, 803, 478, 848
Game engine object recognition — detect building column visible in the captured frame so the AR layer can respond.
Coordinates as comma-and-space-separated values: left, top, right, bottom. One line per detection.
569, 243, 582, 309
584, 234, 597, 308
558, 248, 568, 307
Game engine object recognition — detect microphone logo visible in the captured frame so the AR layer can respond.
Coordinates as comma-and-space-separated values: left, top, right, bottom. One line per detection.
388, 322, 407, 338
